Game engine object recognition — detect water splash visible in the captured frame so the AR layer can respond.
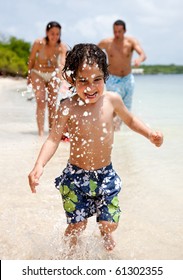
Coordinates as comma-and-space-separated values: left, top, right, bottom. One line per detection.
0, 209, 121, 260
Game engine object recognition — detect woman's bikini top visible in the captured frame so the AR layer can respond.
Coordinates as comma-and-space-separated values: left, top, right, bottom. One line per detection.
36, 43, 60, 69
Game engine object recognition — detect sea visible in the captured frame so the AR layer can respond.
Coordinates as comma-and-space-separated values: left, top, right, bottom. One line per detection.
0, 74, 183, 260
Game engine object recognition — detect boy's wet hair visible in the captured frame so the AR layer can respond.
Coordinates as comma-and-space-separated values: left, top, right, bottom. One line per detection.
45, 21, 61, 44
62, 43, 109, 87
113, 19, 126, 32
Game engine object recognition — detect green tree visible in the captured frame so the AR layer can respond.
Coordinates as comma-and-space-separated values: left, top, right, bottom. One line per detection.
141, 64, 183, 74
0, 35, 31, 77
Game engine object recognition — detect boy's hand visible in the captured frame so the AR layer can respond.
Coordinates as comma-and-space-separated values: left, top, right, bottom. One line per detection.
149, 131, 163, 147
28, 165, 43, 193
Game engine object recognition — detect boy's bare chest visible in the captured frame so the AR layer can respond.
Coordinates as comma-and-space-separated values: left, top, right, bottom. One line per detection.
68, 101, 113, 136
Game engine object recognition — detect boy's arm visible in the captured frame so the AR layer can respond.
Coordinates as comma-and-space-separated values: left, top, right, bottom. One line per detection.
127, 115, 163, 147
28, 102, 70, 193
113, 93, 163, 146
28, 138, 60, 193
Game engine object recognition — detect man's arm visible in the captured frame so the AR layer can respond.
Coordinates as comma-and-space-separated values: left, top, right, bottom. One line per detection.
132, 38, 147, 67
98, 38, 110, 50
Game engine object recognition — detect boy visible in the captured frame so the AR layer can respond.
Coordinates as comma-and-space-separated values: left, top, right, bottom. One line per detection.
28, 43, 163, 251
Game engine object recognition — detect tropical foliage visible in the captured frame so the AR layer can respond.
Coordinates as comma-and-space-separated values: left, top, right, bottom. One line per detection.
0, 35, 31, 77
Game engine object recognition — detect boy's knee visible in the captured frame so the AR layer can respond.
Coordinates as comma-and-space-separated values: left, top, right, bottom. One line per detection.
65, 220, 87, 236
98, 220, 118, 234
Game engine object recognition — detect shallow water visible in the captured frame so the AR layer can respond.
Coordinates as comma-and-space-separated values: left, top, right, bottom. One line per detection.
0, 76, 183, 260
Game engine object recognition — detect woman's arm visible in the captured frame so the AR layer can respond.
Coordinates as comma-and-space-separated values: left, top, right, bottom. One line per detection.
58, 43, 68, 80
27, 40, 40, 85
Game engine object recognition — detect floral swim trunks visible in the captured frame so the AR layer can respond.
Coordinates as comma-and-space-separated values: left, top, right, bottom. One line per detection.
55, 162, 122, 224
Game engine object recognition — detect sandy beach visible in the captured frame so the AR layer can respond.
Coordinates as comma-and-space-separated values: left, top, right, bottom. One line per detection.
0, 77, 183, 260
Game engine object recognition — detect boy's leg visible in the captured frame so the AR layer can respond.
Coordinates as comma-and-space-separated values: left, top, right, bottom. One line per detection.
64, 220, 88, 247
98, 220, 118, 251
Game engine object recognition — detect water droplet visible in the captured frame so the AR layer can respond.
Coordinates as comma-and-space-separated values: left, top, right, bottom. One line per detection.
79, 100, 85, 106
62, 108, 69, 116
83, 111, 88, 117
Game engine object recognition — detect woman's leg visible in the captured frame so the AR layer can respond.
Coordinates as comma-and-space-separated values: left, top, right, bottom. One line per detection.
98, 221, 118, 251
47, 78, 60, 132
31, 72, 47, 136
64, 220, 87, 248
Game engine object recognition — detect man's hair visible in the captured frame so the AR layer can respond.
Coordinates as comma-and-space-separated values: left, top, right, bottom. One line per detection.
62, 43, 109, 87
45, 21, 62, 44
113, 19, 126, 31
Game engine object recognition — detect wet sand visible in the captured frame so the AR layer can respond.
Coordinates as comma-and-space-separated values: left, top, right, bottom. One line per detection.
0, 77, 182, 260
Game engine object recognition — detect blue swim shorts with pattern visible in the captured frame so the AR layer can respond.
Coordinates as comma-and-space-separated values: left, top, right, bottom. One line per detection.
55, 162, 122, 224
106, 73, 135, 110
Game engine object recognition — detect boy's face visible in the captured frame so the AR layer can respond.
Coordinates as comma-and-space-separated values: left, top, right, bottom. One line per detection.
75, 63, 105, 104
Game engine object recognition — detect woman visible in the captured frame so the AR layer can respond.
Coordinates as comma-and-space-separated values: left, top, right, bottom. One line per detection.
27, 21, 68, 136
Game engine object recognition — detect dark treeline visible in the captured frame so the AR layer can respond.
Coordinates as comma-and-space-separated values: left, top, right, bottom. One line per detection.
141, 64, 183, 74
0, 35, 183, 77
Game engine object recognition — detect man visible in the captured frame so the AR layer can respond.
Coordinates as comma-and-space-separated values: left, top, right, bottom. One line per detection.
98, 19, 146, 130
